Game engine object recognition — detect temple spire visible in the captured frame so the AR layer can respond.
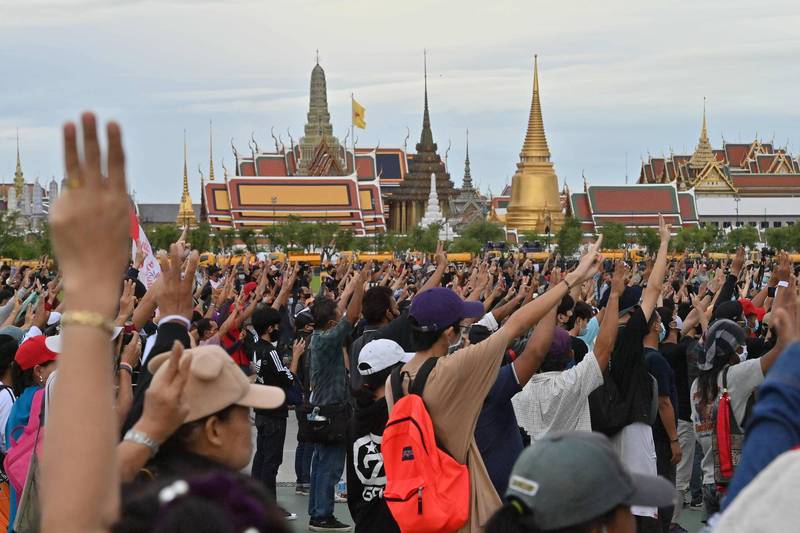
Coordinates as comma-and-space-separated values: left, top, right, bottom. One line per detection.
177, 130, 197, 227
419, 49, 435, 149
520, 54, 551, 162
689, 97, 714, 170
208, 120, 216, 181
13, 128, 24, 196
462, 129, 473, 190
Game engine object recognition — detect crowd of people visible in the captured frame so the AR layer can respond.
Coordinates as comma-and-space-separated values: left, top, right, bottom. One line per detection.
0, 113, 798, 533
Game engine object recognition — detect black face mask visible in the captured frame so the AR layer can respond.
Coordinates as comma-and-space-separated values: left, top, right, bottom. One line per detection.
268, 328, 280, 342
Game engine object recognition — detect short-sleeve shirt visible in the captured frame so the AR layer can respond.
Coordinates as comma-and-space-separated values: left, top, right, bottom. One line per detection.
309, 318, 354, 406
644, 347, 678, 443
660, 339, 692, 422
387, 328, 511, 532
690, 358, 764, 484
512, 351, 604, 440
474, 364, 522, 496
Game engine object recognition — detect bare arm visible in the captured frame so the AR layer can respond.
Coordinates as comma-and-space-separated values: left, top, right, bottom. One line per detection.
43, 115, 129, 533
512, 307, 557, 386
640, 215, 671, 320
345, 267, 370, 325
419, 242, 447, 294
594, 261, 625, 372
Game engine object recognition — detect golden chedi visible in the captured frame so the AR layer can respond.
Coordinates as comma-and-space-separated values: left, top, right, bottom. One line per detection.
505, 55, 564, 234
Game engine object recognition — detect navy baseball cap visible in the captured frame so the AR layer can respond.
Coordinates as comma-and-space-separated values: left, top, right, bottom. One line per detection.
409, 287, 485, 332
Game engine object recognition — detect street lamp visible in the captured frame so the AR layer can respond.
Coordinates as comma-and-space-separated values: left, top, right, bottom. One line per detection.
734, 195, 741, 226
271, 196, 278, 223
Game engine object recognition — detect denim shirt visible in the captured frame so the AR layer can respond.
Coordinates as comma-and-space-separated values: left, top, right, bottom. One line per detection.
309, 318, 353, 406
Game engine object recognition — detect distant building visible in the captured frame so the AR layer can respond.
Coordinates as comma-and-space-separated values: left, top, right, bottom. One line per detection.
448, 131, 488, 232
638, 102, 800, 230
571, 184, 699, 235
0, 133, 58, 231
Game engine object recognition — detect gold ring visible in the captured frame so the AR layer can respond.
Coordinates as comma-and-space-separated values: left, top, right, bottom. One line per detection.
65, 177, 80, 189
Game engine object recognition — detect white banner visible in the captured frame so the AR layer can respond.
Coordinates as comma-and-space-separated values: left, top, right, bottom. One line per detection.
131, 223, 161, 289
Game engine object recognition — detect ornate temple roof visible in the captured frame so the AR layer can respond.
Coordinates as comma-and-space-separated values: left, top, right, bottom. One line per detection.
639, 105, 800, 197
571, 184, 698, 233
391, 51, 453, 202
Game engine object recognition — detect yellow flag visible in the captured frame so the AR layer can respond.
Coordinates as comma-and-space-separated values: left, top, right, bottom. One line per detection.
352, 96, 366, 129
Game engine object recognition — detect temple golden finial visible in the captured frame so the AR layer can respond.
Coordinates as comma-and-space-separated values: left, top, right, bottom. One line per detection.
689, 97, 714, 170
177, 130, 197, 228
520, 54, 551, 162
208, 120, 216, 181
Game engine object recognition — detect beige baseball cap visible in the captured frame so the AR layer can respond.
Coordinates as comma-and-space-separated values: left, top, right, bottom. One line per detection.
147, 344, 285, 423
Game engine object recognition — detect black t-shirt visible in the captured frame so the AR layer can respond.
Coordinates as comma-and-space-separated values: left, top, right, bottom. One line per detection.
660, 339, 691, 422
346, 397, 401, 533
645, 347, 678, 442
609, 307, 653, 425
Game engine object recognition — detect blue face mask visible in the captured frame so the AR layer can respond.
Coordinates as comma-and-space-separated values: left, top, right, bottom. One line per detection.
658, 324, 667, 343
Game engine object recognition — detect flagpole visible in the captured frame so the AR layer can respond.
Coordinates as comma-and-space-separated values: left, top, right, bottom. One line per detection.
351, 93, 356, 162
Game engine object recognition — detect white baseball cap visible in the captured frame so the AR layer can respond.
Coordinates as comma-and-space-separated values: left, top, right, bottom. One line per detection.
357, 339, 414, 376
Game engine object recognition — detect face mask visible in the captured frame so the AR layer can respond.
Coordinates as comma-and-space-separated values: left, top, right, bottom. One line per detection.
658, 324, 667, 343
268, 329, 280, 343
738, 345, 748, 363
448, 331, 464, 354
579, 326, 588, 337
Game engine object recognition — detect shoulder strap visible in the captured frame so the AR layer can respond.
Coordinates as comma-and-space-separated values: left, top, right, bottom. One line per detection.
722, 365, 730, 390
390, 366, 406, 403
409, 357, 439, 397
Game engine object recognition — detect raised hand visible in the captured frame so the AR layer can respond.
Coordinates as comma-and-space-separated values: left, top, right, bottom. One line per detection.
611, 260, 628, 296
157, 243, 199, 320
658, 213, 672, 243
135, 341, 192, 444
435, 241, 447, 266
49, 113, 130, 316
573, 234, 604, 282
116, 279, 136, 326
731, 246, 746, 277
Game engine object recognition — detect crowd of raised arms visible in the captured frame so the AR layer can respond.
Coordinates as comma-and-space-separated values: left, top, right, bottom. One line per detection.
0, 113, 798, 533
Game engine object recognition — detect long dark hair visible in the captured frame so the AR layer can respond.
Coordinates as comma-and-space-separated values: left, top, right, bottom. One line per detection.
695, 356, 729, 415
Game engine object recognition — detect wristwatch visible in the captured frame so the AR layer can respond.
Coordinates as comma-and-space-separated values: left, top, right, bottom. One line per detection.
123, 429, 160, 458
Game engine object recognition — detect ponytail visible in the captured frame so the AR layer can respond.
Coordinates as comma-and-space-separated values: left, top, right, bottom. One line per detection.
485, 501, 540, 533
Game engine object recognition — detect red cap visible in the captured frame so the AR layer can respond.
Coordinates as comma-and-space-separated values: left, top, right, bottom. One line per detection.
738, 298, 766, 322
15, 336, 58, 371
242, 281, 258, 298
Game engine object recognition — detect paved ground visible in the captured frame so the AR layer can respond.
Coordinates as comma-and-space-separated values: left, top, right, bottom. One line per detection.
257, 414, 706, 533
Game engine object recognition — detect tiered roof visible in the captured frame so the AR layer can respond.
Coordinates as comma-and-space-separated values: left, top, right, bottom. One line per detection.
571, 184, 698, 234
639, 107, 800, 196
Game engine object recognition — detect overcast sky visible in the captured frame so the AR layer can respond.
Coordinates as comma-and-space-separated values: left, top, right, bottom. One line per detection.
2, 0, 799, 202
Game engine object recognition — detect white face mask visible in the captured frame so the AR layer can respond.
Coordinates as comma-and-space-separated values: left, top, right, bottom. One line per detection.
738, 345, 748, 363
448, 333, 464, 354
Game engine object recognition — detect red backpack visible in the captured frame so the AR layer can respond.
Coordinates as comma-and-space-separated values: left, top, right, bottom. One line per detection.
383, 358, 469, 533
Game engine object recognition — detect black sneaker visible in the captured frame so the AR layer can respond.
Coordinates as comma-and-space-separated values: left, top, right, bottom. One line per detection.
309, 516, 352, 531
689, 498, 703, 510
280, 507, 297, 521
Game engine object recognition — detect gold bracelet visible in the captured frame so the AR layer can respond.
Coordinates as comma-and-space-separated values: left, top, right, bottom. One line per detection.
61, 310, 115, 336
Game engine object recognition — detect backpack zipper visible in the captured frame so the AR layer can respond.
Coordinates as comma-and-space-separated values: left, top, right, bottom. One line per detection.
417, 487, 423, 514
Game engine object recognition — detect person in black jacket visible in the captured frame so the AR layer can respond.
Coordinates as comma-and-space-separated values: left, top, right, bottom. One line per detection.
346, 338, 412, 533
250, 306, 296, 520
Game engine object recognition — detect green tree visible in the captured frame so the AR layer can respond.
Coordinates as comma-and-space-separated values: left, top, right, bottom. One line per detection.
725, 225, 758, 251
297, 223, 316, 252
406, 225, 439, 253
633, 227, 660, 254
315, 222, 339, 250
188, 222, 212, 252
263, 224, 287, 251
217, 228, 236, 253
555, 216, 584, 256
335, 229, 356, 251
238, 228, 259, 252
280, 216, 304, 251
599, 221, 627, 250
764, 226, 789, 251
147, 224, 181, 252
460, 220, 505, 245
448, 237, 483, 254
